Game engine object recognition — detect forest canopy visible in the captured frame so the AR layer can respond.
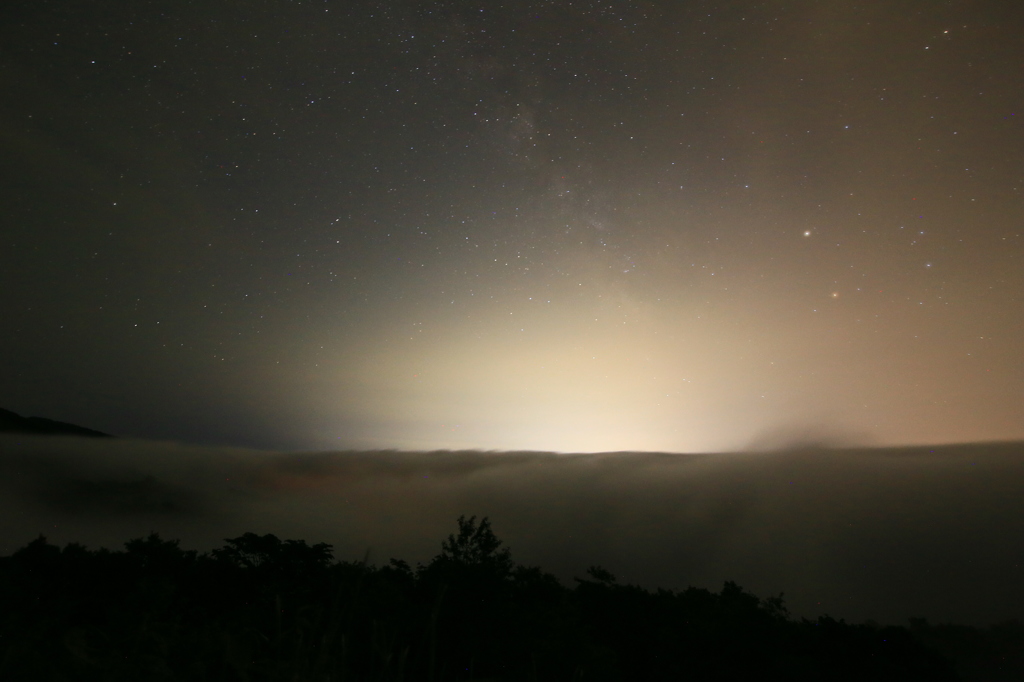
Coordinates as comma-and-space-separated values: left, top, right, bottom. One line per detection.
0, 515, 1018, 681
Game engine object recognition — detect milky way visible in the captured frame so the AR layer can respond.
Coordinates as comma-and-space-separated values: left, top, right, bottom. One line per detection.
2, 1, 1022, 451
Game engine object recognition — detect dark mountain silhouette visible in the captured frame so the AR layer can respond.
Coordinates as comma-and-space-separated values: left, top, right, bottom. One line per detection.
0, 407, 112, 438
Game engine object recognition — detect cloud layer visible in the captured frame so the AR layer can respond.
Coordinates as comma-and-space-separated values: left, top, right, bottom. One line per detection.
2, 435, 1021, 626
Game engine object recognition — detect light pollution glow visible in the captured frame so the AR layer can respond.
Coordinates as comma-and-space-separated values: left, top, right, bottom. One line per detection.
1, 2, 1022, 450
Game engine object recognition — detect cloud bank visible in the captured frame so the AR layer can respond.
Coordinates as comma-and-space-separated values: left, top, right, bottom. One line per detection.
1, 435, 1021, 626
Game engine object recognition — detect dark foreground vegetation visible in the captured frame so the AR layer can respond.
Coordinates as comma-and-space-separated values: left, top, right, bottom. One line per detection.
1, 517, 1019, 681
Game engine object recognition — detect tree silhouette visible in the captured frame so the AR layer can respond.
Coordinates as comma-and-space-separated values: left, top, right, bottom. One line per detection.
212, 532, 333, 573
432, 514, 513, 574
0, 517, 982, 681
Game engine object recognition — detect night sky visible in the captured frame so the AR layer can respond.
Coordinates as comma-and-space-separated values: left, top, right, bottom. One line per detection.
3, 0, 1023, 453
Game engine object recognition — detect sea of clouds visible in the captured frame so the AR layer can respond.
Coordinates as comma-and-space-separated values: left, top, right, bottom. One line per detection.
1, 434, 1021, 626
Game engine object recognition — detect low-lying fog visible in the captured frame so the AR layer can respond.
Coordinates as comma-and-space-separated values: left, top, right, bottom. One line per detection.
1, 435, 1021, 626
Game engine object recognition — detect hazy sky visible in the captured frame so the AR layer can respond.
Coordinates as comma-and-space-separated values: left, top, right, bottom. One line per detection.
2, 1, 1022, 451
